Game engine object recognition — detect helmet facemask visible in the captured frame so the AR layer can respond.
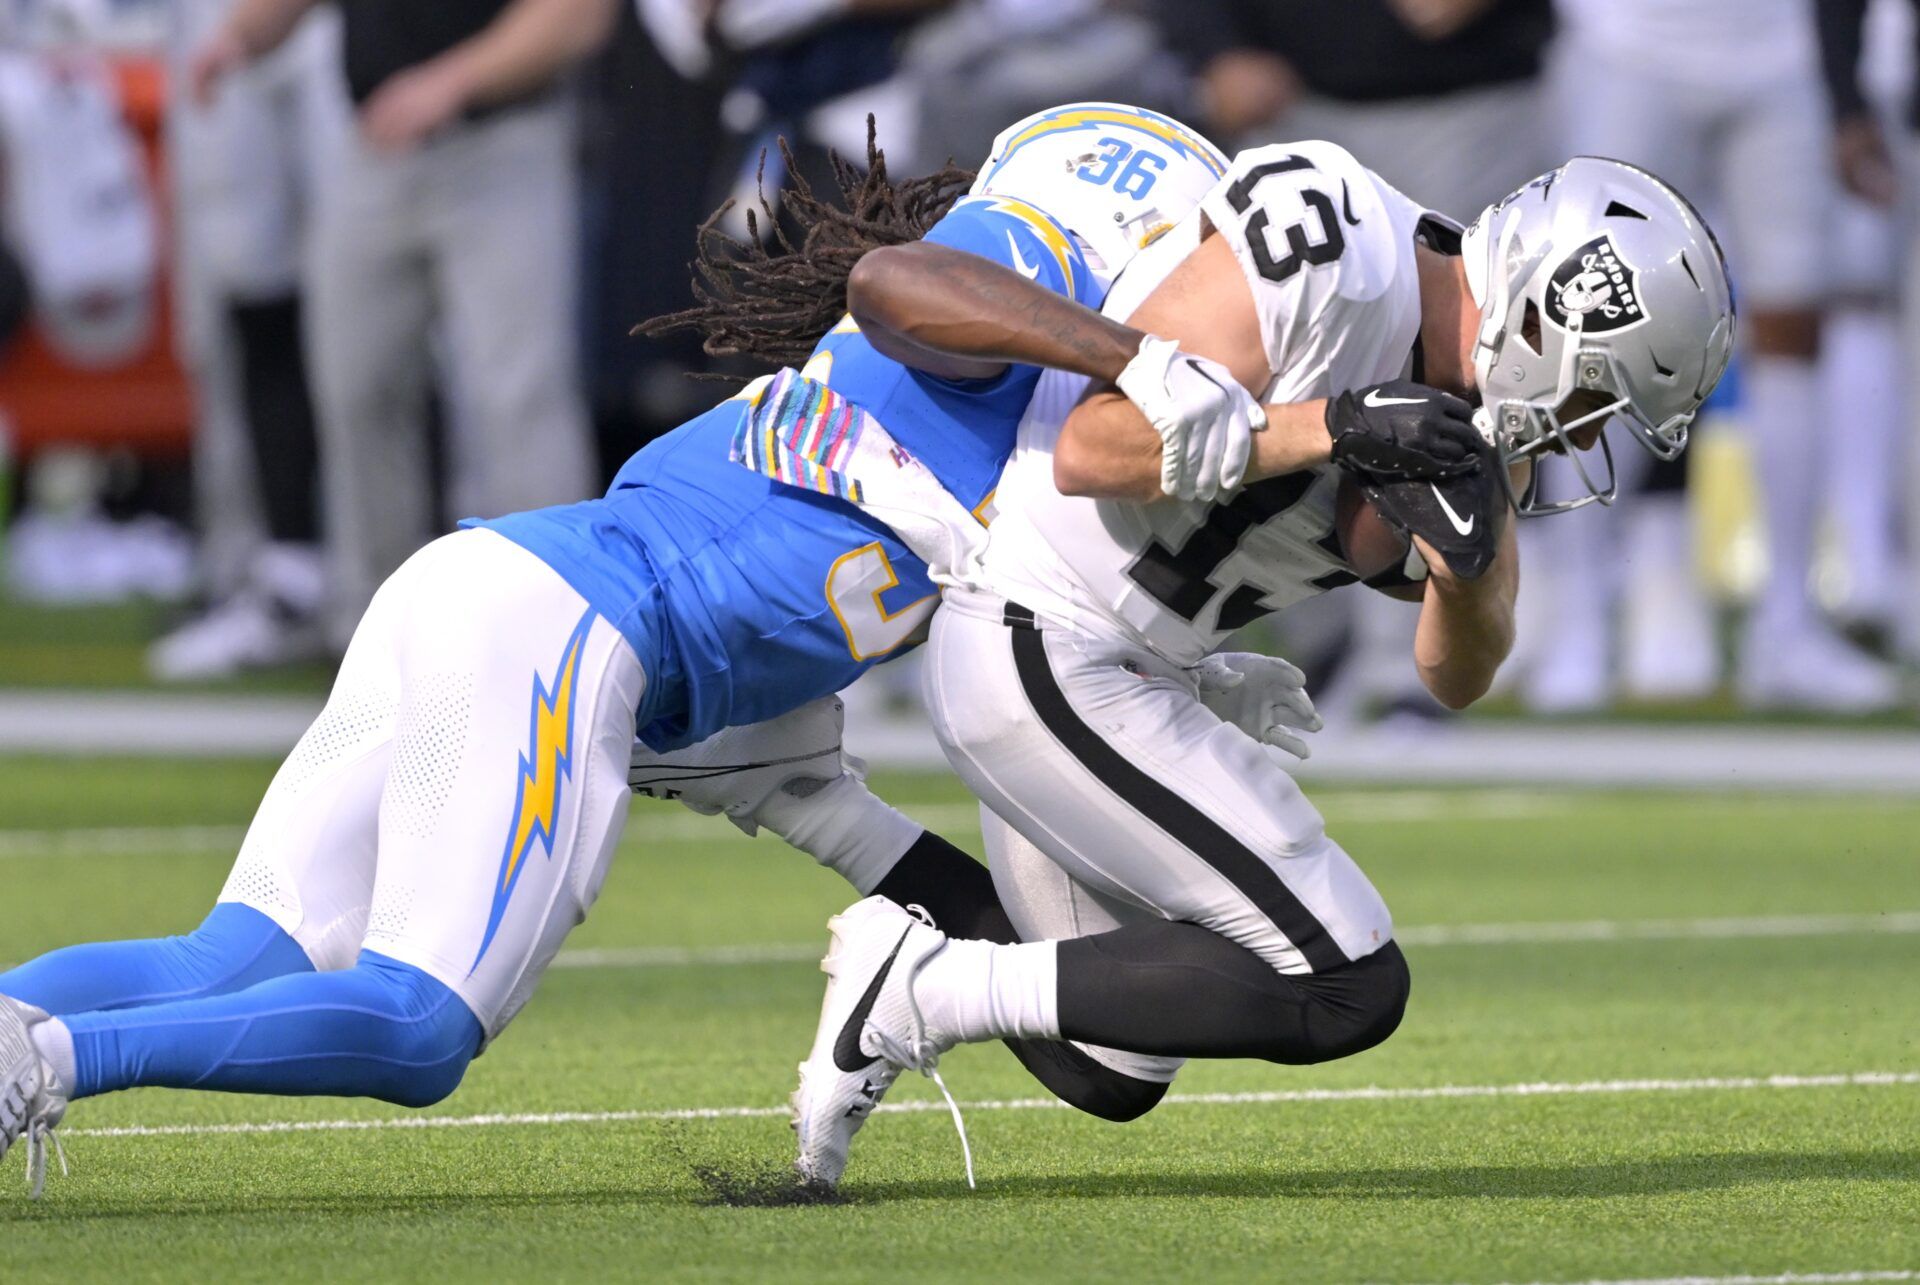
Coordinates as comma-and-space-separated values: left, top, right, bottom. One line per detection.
1483, 327, 1692, 517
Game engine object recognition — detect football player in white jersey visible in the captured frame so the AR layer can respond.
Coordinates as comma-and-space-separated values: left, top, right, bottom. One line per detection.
786, 148, 1735, 1187
627, 107, 1493, 1131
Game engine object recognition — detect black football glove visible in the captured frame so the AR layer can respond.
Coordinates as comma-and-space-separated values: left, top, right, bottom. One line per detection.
1326, 381, 1482, 483
1358, 442, 1509, 581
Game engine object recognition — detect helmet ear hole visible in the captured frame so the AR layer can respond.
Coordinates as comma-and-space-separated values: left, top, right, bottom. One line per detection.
1518, 299, 1543, 356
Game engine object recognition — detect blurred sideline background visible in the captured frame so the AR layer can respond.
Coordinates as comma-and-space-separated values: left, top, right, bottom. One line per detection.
0, 0, 1914, 794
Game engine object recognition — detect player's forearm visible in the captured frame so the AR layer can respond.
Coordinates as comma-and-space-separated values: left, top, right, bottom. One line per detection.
222, 0, 322, 58
435, 0, 618, 110
1055, 393, 1331, 502
1052, 389, 1171, 501
1411, 519, 1517, 709
847, 243, 1144, 382
1245, 399, 1332, 480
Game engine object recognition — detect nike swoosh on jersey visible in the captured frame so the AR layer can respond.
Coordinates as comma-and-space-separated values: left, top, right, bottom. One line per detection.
1005, 232, 1043, 280
832, 926, 913, 1072
1363, 389, 1427, 408
1432, 484, 1476, 536
1341, 180, 1361, 227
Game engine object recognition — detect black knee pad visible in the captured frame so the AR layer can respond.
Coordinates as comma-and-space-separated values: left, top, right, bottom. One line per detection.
1264, 941, 1411, 1065
1327, 942, 1411, 1059
1005, 1037, 1170, 1122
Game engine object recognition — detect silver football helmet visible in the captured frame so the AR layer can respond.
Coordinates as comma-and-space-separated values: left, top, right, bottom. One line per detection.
1462, 157, 1736, 515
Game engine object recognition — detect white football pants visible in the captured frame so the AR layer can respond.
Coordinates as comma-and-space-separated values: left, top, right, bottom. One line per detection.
220, 528, 643, 1041
924, 594, 1394, 980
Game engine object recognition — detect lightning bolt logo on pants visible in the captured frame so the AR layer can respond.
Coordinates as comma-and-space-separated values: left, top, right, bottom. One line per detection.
472, 606, 597, 973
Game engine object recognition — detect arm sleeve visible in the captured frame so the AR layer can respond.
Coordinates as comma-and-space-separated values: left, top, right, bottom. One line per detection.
1816, 0, 1873, 120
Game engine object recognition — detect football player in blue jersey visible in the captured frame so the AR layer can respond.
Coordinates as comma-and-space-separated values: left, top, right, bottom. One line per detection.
0, 104, 1347, 1193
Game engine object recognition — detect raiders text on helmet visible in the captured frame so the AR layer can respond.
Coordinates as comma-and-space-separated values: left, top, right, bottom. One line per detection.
1462, 157, 1736, 515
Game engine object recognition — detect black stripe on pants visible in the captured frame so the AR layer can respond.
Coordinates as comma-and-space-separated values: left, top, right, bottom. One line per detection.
1004, 618, 1350, 974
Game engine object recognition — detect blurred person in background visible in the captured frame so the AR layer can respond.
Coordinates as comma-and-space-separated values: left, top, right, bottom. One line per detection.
1154, 0, 1554, 720
902, 0, 1187, 174
1528, 0, 1900, 713
151, 0, 345, 679
576, 2, 723, 476
698, 0, 946, 247
1821, 0, 1920, 666
189, 0, 614, 649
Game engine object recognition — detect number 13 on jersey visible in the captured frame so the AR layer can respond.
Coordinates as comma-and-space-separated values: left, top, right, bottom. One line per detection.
827, 543, 938, 660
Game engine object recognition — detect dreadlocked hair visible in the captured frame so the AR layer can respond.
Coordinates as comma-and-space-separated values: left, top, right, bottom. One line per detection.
634, 119, 975, 374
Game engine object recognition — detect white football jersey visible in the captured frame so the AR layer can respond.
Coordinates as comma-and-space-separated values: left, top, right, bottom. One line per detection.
965, 141, 1443, 666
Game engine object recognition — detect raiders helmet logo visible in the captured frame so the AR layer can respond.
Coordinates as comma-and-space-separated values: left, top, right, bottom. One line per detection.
1544, 234, 1647, 335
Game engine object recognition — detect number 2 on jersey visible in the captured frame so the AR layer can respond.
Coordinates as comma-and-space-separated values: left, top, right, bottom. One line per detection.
826, 543, 937, 660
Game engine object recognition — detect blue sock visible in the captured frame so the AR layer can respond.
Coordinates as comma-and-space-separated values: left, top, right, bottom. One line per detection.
64, 952, 483, 1107
0, 903, 314, 1017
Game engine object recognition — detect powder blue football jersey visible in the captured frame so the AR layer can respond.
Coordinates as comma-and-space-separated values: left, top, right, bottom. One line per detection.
474, 195, 1101, 749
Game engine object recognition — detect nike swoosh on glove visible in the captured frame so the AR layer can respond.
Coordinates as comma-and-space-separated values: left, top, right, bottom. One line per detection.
1359, 461, 1509, 581
1116, 335, 1267, 503
1191, 652, 1323, 760
1327, 380, 1481, 483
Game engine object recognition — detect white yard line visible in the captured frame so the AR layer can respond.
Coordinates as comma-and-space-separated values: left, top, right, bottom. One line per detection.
6, 910, 1915, 975
0, 793, 1573, 860
1513, 1275, 1919, 1285
0, 825, 248, 859
63, 1070, 1920, 1141
4, 787, 1910, 862
548, 911, 1920, 970
1395, 911, 1920, 947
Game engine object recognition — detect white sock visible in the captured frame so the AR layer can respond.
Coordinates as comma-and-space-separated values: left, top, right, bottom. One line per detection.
1520, 500, 1617, 709
754, 772, 923, 895
916, 938, 1059, 1045
1621, 494, 1718, 698
1745, 356, 1822, 638
29, 1017, 76, 1094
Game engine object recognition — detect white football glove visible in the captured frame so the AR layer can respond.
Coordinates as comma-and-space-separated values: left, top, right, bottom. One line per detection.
1190, 652, 1322, 760
1115, 335, 1267, 503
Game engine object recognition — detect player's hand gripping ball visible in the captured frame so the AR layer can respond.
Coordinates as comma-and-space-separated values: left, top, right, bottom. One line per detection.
1325, 380, 1481, 483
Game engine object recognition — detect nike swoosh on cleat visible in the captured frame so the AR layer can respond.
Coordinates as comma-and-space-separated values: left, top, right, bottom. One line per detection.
1006, 233, 1043, 280
832, 927, 913, 1072
1431, 484, 1476, 536
1363, 389, 1426, 408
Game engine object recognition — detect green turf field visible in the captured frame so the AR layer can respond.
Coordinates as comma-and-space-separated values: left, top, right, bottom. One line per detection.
1, 756, 1916, 1283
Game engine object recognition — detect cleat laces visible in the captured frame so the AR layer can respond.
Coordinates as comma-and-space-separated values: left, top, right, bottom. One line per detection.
24, 1120, 66, 1200
864, 921, 975, 1190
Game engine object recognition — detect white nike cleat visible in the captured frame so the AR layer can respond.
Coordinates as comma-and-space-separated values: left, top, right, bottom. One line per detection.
790, 896, 970, 1191
0, 995, 69, 1199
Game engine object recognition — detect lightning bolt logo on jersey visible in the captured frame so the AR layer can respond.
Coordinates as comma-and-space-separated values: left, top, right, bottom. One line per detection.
473, 606, 595, 971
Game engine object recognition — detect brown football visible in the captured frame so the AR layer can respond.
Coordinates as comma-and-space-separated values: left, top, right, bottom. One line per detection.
1333, 471, 1414, 582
